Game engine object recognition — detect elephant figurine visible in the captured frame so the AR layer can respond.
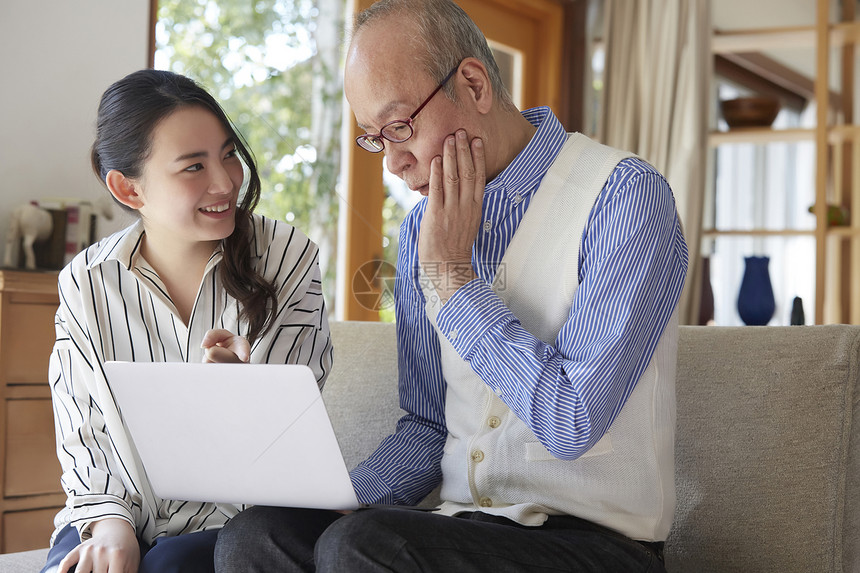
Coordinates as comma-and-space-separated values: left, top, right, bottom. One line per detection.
4, 203, 53, 270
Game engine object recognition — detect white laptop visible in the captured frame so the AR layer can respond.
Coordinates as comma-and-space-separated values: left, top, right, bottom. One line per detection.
103, 361, 360, 511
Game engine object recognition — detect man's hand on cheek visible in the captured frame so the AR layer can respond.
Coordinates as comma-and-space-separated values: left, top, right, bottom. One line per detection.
418, 129, 486, 302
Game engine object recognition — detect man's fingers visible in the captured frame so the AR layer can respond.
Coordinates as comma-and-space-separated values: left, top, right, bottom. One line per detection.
443, 134, 460, 207
455, 130, 476, 210
471, 137, 486, 207
428, 155, 443, 211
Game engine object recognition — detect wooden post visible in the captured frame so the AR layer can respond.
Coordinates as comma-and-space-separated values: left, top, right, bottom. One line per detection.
814, 0, 830, 324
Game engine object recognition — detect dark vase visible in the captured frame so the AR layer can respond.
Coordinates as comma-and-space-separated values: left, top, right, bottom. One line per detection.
698, 256, 715, 325
737, 256, 776, 326
790, 296, 805, 325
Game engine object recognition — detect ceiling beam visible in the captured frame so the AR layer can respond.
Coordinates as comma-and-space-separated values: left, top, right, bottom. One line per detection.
715, 51, 841, 113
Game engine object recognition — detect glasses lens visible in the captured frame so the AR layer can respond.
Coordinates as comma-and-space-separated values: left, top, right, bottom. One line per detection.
381, 121, 413, 143
356, 135, 384, 153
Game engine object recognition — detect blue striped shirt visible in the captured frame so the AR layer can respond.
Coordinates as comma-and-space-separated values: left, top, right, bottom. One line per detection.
350, 107, 689, 505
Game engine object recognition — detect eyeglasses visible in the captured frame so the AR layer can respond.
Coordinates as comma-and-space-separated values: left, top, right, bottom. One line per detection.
355, 65, 459, 153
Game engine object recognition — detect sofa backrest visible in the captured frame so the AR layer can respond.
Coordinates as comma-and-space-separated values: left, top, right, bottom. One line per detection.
668, 325, 859, 573
325, 321, 401, 472
324, 321, 859, 573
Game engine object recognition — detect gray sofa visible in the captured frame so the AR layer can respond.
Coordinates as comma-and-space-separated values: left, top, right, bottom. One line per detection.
4, 322, 859, 572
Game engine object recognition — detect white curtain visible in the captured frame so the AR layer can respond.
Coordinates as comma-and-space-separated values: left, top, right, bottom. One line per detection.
599, 0, 711, 325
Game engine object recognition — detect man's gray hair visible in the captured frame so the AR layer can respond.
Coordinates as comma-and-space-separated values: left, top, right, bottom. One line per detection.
353, 0, 516, 111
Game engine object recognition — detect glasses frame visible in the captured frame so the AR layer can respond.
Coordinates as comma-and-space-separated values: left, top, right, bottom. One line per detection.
355, 65, 460, 153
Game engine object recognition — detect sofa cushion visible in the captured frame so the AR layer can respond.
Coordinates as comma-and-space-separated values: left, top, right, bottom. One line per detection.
0, 548, 48, 571
324, 321, 442, 508
666, 325, 859, 573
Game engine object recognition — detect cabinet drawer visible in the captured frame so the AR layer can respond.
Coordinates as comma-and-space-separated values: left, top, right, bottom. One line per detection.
1, 300, 57, 385
5, 399, 61, 497
3, 507, 57, 553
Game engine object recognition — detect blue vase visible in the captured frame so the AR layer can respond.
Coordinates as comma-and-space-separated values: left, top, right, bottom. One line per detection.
737, 256, 776, 326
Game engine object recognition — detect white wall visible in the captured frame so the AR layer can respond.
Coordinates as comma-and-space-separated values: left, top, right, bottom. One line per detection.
0, 0, 150, 264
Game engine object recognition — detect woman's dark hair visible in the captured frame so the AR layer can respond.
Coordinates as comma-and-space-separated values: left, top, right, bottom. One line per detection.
91, 69, 277, 343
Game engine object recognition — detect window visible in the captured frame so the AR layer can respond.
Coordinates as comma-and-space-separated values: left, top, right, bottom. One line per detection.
156, 0, 570, 322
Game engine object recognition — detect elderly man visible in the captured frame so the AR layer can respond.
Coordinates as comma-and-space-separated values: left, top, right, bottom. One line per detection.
215, 1, 687, 571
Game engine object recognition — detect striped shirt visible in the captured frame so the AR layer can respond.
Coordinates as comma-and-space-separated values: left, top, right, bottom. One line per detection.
350, 107, 688, 505
49, 213, 333, 544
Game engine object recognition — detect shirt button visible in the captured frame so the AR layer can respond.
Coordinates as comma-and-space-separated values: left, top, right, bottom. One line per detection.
479, 497, 493, 507
483, 220, 492, 232
487, 416, 501, 429
471, 449, 484, 463
449, 329, 458, 341
514, 194, 523, 204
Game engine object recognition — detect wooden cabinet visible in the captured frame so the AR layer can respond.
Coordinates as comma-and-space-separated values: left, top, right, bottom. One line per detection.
710, 0, 860, 324
0, 270, 64, 553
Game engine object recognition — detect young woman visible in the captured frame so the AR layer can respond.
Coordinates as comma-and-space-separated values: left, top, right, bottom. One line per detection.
42, 69, 333, 573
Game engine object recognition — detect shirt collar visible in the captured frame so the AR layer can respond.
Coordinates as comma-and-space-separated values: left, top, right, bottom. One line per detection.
86, 219, 226, 271
87, 219, 146, 270
485, 106, 568, 202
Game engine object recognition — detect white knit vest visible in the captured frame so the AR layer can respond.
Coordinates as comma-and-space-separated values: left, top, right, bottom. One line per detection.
420, 133, 678, 541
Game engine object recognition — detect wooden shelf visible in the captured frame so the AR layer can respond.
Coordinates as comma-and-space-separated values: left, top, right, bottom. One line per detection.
702, 229, 815, 238
710, 125, 860, 146
827, 124, 860, 143
826, 226, 860, 237
703, 228, 860, 238
709, 1, 860, 325
830, 21, 860, 46
709, 128, 814, 146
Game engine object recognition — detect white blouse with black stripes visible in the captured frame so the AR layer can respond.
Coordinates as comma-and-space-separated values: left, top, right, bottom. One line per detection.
48, 213, 333, 545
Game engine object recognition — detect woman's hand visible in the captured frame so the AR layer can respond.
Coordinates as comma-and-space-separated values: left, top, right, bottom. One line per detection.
59, 518, 140, 573
201, 329, 251, 363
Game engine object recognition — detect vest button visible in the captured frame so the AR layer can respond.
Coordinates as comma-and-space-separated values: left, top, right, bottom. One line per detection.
487, 416, 501, 429
471, 450, 484, 463
479, 497, 493, 507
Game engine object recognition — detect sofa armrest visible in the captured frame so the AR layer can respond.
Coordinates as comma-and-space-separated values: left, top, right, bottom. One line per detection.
666, 325, 860, 573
